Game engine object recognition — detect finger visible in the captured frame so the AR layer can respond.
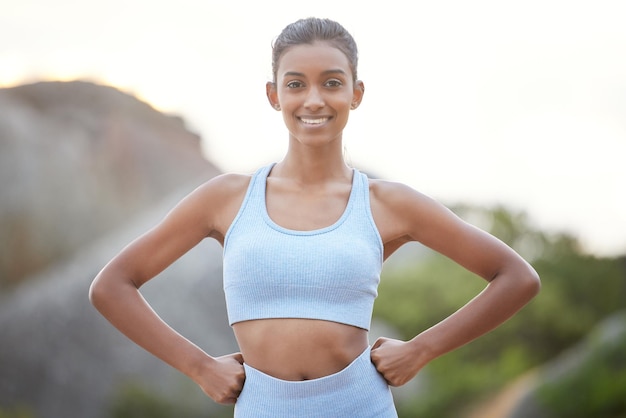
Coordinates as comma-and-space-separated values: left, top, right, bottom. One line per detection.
218, 396, 238, 405
218, 386, 243, 405
373, 363, 393, 385
381, 375, 394, 386
369, 349, 381, 367
232, 352, 245, 364
371, 337, 385, 350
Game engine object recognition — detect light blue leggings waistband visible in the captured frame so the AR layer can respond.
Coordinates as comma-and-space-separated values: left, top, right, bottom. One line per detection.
234, 346, 397, 418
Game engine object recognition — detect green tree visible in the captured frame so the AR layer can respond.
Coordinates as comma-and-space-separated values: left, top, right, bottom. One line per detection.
374, 205, 626, 418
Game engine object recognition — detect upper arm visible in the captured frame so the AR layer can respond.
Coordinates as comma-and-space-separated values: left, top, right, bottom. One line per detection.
370, 180, 532, 282
96, 173, 250, 288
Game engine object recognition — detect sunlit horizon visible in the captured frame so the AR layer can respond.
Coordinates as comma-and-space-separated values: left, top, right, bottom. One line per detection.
2, 0, 625, 256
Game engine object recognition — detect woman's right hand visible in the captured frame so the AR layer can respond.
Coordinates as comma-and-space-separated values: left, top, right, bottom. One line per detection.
194, 352, 246, 405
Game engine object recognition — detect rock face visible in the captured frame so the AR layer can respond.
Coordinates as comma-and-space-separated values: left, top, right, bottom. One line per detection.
0, 81, 236, 417
0, 193, 238, 418
470, 311, 626, 418
0, 80, 219, 287
506, 311, 626, 418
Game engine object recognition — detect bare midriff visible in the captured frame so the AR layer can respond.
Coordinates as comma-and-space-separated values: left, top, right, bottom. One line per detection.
232, 318, 369, 381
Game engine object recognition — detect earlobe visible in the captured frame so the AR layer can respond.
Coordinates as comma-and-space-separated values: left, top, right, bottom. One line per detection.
266, 81, 280, 111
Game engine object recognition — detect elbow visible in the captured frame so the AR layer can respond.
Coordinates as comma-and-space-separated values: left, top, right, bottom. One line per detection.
89, 264, 139, 311
493, 260, 541, 302
88, 275, 107, 311
520, 264, 541, 300
88, 269, 124, 311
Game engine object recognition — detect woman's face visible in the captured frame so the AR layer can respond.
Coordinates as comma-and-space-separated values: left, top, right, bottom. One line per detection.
268, 41, 364, 148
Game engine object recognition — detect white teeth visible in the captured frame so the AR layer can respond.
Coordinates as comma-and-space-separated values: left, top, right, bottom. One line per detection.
300, 117, 328, 125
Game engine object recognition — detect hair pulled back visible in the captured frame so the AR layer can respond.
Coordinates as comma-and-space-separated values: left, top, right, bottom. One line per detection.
271, 17, 359, 82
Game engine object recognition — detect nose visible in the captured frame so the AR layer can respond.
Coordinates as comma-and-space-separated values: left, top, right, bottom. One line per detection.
303, 86, 324, 110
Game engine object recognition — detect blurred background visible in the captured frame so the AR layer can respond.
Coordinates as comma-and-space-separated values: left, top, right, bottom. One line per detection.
1, 1, 624, 417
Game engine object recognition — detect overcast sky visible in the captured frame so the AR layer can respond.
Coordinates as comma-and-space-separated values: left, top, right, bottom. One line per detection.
2, 0, 625, 256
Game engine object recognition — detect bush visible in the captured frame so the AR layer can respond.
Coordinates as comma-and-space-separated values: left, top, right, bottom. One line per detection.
109, 381, 235, 418
537, 314, 626, 417
373, 205, 626, 418
0, 406, 33, 418
110, 383, 176, 418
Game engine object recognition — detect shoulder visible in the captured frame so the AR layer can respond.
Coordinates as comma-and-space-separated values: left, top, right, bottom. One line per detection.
173, 172, 252, 214
199, 172, 252, 198
368, 177, 438, 214
162, 171, 254, 243
367, 177, 535, 283
368, 177, 413, 198
367, 177, 462, 244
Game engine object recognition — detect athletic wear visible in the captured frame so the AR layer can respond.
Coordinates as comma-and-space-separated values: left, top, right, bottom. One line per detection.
223, 163, 383, 330
234, 347, 398, 418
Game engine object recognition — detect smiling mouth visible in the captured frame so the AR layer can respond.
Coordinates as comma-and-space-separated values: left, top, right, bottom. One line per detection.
298, 117, 330, 125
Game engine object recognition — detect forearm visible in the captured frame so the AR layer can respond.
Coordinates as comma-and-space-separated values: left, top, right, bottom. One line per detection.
410, 268, 540, 362
89, 275, 210, 379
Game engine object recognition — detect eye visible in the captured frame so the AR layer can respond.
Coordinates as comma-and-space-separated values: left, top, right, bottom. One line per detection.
286, 80, 304, 89
325, 79, 343, 88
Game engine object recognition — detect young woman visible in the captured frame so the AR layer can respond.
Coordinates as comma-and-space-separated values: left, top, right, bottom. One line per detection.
90, 17, 540, 417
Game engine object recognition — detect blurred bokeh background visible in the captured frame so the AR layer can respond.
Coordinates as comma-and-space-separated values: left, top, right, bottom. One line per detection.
1, 1, 624, 417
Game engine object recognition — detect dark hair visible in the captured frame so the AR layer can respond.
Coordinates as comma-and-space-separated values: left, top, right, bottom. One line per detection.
271, 17, 359, 82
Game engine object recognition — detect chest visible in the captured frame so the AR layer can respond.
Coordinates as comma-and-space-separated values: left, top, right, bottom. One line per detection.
265, 180, 352, 231
224, 225, 381, 289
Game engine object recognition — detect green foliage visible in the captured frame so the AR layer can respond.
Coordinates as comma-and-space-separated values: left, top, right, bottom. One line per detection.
0, 406, 34, 418
373, 205, 626, 418
537, 316, 626, 417
110, 382, 177, 418
108, 381, 234, 418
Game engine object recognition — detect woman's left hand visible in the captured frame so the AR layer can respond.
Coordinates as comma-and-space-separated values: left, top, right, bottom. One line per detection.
370, 337, 427, 387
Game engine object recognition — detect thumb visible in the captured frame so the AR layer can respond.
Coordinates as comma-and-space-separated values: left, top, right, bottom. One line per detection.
371, 337, 387, 351
231, 352, 244, 364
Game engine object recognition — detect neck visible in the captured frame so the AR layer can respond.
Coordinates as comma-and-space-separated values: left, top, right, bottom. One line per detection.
275, 147, 352, 185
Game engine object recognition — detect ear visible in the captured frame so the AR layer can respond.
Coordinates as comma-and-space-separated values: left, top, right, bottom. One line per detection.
266, 81, 281, 111
350, 80, 365, 110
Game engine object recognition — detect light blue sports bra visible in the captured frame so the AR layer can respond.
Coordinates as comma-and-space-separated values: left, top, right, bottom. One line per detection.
222, 163, 383, 330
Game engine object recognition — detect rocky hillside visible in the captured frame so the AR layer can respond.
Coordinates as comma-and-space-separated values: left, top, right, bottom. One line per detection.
0, 81, 219, 287
0, 191, 237, 418
0, 81, 233, 417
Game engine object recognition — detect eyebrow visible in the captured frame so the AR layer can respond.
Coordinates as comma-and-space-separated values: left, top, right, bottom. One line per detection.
282, 69, 348, 78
